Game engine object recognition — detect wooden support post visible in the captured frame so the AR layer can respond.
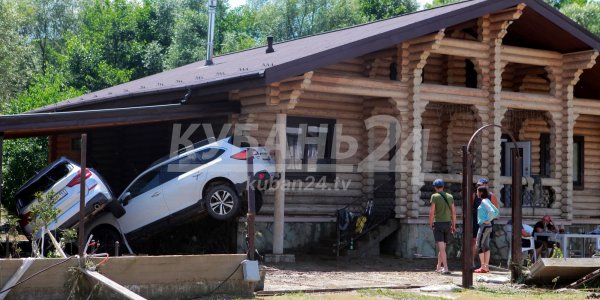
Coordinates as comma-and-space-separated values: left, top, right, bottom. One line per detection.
510, 148, 523, 282
461, 146, 473, 288
78, 134, 87, 264
246, 154, 255, 260
273, 114, 286, 255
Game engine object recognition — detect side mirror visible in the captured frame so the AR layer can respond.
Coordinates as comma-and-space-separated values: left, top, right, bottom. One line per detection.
121, 192, 132, 206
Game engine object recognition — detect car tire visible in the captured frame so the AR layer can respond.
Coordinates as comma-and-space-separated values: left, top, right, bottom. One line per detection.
205, 185, 241, 221
240, 190, 263, 215
88, 226, 123, 256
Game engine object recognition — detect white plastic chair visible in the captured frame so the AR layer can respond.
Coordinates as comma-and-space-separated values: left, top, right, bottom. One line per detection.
505, 225, 537, 266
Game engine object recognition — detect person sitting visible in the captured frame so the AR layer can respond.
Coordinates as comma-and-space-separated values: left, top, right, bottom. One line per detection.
507, 219, 544, 262
534, 215, 560, 257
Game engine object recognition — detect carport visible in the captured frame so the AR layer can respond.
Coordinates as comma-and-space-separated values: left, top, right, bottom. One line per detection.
0, 95, 239, 240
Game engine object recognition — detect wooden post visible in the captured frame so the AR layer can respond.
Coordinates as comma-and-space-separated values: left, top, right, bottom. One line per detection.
246, 153, 255, 260
78, 134, 87, 264
510, 148, 523, 281
461, 146, 473, 288
273, 114, 286, 255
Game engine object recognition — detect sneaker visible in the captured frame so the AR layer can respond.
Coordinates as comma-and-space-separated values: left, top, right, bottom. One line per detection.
441, 269, 451, 275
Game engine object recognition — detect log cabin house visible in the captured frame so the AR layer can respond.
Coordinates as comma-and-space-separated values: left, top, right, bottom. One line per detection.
3, 0, 600, 259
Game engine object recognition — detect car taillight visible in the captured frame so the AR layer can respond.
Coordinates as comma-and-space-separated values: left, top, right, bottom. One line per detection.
19, 212, 32, 227
255, 171, 269, 181
67, 168, 92, 187
230, 150, 248, 160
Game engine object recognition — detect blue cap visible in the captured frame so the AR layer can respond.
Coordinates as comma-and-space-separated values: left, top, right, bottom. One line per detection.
477, 178, 489, 186
433, 179, 444, 187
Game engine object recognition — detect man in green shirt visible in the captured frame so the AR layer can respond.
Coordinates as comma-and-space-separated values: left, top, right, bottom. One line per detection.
428, 178, 456, 275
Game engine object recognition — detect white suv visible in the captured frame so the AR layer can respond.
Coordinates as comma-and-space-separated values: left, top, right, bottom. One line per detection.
15, 157, 124, 238
86, 137, 276, 253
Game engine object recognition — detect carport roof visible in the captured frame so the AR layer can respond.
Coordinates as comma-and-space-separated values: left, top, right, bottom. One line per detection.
31, 0, 600, 113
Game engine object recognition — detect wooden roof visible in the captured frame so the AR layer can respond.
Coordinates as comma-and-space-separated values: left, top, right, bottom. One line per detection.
32, 0, 600, 113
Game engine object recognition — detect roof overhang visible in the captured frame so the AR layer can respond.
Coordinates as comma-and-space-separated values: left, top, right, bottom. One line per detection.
0, 102, 240, 139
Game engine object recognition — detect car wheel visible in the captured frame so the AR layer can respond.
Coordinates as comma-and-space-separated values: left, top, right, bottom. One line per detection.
88, 226, 123, 256
205, 185, 240, 221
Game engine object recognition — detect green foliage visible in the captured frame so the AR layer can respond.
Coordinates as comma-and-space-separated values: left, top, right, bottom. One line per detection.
1, 69, 82, 211
561, 1, 600, 37
425, 0, 463, 9
0, 1, 37, 105
29, 191, 60, 237
546, 0, 589, 9
359, 0, 419, 21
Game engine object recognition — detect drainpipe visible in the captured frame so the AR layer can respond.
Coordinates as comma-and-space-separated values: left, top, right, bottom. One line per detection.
205, 0, 217, 66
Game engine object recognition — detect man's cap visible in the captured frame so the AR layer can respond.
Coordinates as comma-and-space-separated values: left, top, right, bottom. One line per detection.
477, 178, 489, 186
433, 179, 444, 187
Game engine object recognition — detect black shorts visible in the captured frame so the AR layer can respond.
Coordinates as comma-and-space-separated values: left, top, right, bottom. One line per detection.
433, 222, 452, 243
522, 239, 543, 249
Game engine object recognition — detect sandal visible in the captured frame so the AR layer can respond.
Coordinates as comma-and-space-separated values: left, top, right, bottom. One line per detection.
474, 268, 489, 273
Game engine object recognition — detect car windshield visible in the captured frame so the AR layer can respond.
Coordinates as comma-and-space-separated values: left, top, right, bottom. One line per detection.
148, 137, 218, 168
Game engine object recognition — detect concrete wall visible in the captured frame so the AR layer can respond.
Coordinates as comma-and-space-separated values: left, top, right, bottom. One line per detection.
245, 222, 336, 254
0, 255, 252, 300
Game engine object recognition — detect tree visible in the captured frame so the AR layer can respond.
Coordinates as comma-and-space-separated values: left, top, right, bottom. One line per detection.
19, 0, 81, 74
359, 0, 419, 21
545, 0, 589, 9
425, 0, 462, 9
0, 1, 36, 106
1, 68, 82, 212
561, 1, 600, 37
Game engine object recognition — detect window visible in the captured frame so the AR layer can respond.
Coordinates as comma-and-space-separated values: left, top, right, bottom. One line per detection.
286, 116, 335, 181
161, 148, 224, 183
573, 136, 584, 189
540, 133, 551, 177
128, 169, 161, 198
465, 59, 478, 88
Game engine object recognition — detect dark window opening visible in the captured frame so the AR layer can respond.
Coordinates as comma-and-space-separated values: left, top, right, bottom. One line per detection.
286, 116, 335, 181
389, 63, 398, 81
573, 136, 584, 190
465, 59, 477, 88
540, 133, 551, 178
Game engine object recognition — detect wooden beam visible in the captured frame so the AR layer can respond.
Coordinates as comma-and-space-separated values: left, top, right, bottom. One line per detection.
81, 268, 146, 300
574, 98, 600, 116
0, 102, 240, 139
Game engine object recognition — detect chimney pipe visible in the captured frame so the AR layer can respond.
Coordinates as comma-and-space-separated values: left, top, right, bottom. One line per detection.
266, 36, 274, 53
205, 0, 217, 66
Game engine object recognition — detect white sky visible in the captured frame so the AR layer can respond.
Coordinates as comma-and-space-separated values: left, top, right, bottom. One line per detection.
229, 0, 432, 9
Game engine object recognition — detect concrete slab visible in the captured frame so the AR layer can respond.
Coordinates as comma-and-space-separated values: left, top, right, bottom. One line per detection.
0, 254, 255, 300
529, 258, 600, 285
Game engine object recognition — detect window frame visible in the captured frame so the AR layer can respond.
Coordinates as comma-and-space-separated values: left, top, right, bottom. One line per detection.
286, 116, 336, 182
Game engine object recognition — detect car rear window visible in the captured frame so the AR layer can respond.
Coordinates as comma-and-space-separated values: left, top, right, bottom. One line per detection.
16, 162, 72, 209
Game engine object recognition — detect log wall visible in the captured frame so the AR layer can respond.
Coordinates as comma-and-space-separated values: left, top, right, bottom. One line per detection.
573, 114, 600, 218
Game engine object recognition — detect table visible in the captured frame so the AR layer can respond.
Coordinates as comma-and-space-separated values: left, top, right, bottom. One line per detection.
535, 232, 600, 258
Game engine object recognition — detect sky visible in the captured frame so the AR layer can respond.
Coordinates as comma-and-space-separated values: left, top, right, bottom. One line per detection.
229, 0, 432, 9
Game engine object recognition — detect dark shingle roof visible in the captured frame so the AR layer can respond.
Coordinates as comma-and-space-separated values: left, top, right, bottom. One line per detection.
34, 0, 600, 113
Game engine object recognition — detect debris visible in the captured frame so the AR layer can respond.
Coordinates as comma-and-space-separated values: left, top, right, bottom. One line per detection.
477, 275, 510, 284
420, 284, 462, 292
568, 268, 600, 289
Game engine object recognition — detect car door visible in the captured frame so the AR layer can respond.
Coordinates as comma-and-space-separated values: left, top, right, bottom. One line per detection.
117, 168, 169, 234
161, 148, 225, 214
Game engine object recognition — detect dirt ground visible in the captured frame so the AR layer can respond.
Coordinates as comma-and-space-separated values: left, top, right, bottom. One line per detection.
261, 255, 509, 292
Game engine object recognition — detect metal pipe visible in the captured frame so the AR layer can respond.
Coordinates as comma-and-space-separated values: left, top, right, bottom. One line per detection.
511, 148, 523, 281
461, 146, 473, 288
205, 0, 217, 66
78, 134, 87, 265
246, 151, 255, 260
463, 124, 522, 287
